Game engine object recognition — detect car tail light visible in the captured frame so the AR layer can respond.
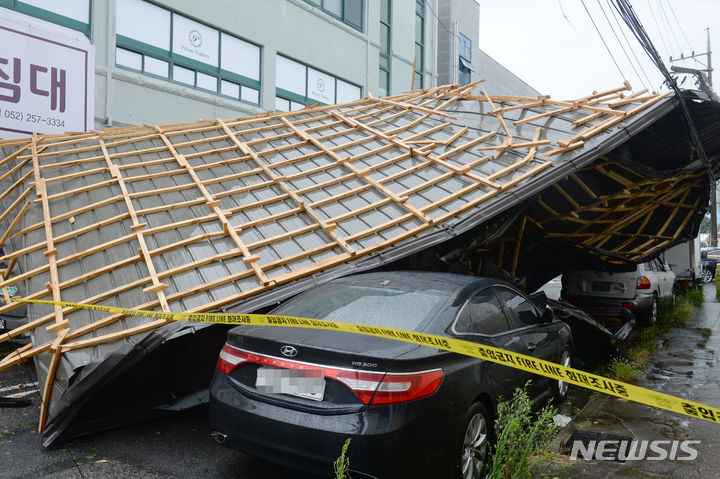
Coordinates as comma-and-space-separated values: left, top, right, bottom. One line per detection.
336, 369, 443, 405
621, 302, 635, 309
566, 298, 577, 304
217, 344, 249, 374
216, 343, 443, 405
636, 276, 651, 289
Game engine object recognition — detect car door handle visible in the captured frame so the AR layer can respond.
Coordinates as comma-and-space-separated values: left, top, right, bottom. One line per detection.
527, 343, 537, 353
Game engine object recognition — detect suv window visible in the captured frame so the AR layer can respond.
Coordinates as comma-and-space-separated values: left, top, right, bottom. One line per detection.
495, 286, 540, 328
454, 288, 509, 335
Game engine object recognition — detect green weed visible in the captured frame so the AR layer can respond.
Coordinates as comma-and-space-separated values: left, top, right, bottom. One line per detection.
334, 438, 351, 479
605, 357, 642, 383
487, 384, 558, 479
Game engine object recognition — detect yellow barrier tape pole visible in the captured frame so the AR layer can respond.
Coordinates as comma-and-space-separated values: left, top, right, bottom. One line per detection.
3, 296, 719, 425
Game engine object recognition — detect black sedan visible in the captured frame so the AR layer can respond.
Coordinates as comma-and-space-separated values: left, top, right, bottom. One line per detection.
209, 272, 573, 478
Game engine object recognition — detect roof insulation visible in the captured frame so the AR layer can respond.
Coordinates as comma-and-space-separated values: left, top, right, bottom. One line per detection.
0, 81, 717, 443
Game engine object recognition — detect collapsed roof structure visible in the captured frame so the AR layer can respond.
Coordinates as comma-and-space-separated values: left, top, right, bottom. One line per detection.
0, 81, 718, 445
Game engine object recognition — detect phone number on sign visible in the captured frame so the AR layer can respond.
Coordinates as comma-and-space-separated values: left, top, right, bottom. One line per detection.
1, 108, 65, 127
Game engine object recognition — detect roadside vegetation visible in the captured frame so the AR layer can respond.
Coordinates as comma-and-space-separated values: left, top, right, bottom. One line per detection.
486, 384, 558, 479
603, 287, 705, 383
333, 438, 352, 479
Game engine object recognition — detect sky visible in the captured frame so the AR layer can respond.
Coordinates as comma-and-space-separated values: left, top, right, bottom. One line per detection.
477, 0, 720, 99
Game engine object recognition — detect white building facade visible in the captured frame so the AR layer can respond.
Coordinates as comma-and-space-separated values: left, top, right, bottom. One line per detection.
0, 0, 440, 133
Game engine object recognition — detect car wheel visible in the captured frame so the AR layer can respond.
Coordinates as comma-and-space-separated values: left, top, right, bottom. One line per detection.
554, 349, 572, 402
459, 402, 491, 479
703, 268, 714, 284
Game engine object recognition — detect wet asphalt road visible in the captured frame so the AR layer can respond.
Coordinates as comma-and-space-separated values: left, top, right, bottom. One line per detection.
0, 358, 325, 479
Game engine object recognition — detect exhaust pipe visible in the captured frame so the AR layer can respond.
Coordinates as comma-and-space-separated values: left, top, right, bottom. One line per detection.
211, 431, 227, 444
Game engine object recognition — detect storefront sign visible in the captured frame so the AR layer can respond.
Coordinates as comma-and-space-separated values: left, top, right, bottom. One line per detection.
0, 13, 94, 138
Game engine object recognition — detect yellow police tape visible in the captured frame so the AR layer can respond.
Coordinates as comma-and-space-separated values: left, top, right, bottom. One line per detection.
3, 296, 719, 425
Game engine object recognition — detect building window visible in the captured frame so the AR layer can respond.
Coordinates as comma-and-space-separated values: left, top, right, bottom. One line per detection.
379, 0, 391, 97
0, 0, 91, 35
275, 55, 361, 111
458, 33, 472, 86
414, 0, 424, 89
303, 0, 364, 31
115, 0, 261, 106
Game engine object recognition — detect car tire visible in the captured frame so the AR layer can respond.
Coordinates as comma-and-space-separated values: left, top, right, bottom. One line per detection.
553, 349, 572, 402
458, 402, 492, 479
639, 294, 659, 327
703, 267, 714, 284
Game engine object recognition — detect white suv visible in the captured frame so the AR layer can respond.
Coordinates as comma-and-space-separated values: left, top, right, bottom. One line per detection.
561, 258, 675, 326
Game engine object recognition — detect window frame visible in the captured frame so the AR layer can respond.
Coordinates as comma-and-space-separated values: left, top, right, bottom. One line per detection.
458, 32, 472, 86
114, 0, 262, 106
302, 0, 364, 31
378, 0, 391, 97
493, 285, 542, 329
414, 0, 424, 89
0, 0, 91, 36
275, 54, 362, 111
450, 286, 513, 337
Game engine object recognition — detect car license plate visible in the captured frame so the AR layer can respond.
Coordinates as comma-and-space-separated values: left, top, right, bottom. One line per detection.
591, 282, 610, 292
255, 367, 325, 401
0, 318, 5, 330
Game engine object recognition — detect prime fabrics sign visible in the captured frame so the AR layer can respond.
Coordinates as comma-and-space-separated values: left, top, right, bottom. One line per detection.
0, 14, 94, 138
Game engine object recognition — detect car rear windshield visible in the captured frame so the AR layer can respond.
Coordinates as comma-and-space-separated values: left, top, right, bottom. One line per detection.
273, 284, 447, 331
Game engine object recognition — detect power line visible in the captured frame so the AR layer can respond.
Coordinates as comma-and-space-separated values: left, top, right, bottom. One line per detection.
657, 0, 683, 57
645, 0, 672, 59
581, 0, 628, 84
664, 0, 703, 70
665, 0, 693, 52
558, 0, 577, 29
425, 1, 454, 37
610, 0, 712, 178
606, 0, 655, 90
596, 0, 651, 91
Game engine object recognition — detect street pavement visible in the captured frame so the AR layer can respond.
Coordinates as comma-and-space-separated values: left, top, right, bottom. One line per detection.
547, 284, 720, 478
0, 357, 324, 478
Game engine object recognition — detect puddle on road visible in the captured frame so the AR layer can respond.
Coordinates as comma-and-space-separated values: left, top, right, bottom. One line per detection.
641, 324, 720, 402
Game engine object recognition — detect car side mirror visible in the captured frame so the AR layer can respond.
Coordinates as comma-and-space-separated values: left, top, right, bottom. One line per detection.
541, 305, 554, 323
528, 291, 548, 309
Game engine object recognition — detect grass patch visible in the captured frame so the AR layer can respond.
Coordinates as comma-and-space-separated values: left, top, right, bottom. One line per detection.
604, 357, 643, 383
683, 287, 705, 306
658, 295, 696, 329
487, 384, 558, 479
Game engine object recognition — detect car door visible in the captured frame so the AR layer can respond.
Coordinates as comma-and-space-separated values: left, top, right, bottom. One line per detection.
494, 286, 562, 400
451, 287, 533, 399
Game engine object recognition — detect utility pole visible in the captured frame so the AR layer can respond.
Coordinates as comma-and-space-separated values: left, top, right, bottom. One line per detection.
670, 28, 715, 246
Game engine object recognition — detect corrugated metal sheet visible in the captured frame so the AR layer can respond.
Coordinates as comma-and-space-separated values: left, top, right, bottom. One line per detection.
0, 82, 716, 442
